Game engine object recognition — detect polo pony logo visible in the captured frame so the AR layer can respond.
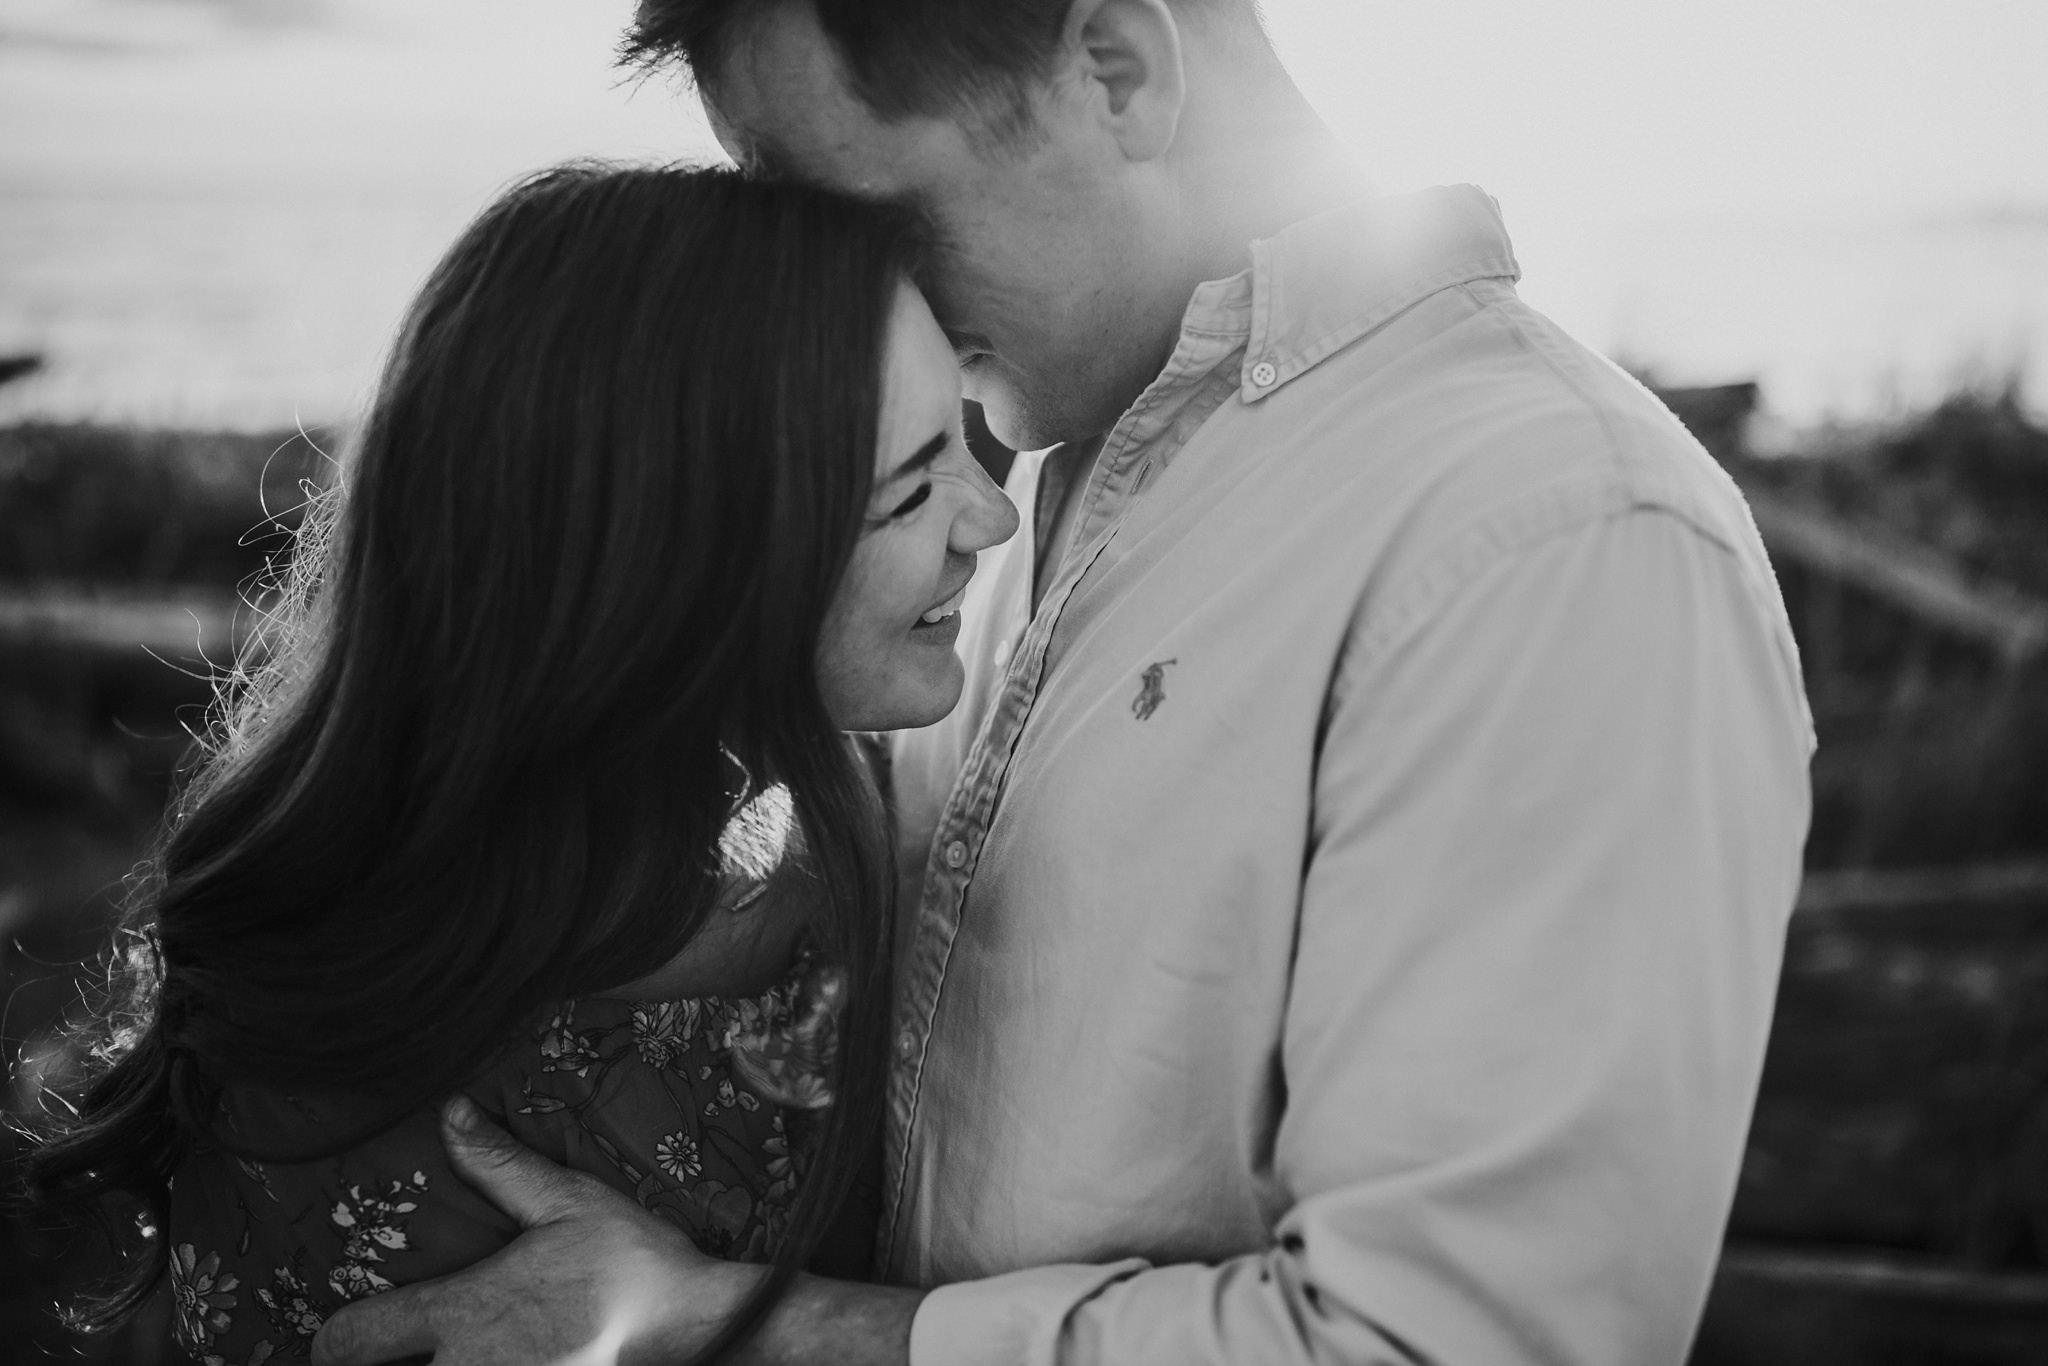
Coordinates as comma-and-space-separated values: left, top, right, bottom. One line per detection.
1131, 659, 1177, 721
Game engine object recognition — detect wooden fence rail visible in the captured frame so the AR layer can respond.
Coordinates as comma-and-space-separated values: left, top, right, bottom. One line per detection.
1699, 861, 2048, 1363
0, 588, 246, 662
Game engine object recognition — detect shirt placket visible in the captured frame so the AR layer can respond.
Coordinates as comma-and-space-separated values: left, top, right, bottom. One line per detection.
879, 326, 1250, 1269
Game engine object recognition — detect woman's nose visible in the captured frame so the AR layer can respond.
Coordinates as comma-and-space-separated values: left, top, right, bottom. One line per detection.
952, 462, 1020, 556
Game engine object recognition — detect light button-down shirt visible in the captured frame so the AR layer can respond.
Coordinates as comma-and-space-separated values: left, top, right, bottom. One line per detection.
884, 186, 1814, 1366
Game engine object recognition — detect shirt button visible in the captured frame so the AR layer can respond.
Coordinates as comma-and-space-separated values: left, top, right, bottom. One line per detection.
993, 638, 1011, 668
1250, 360, 1278, 388
896, 1029, 918, 1061
944, 840, 969, 869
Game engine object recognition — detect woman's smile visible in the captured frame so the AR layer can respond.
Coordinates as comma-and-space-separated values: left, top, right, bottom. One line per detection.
814, 283, 1018, 731
915, 579, 970, 629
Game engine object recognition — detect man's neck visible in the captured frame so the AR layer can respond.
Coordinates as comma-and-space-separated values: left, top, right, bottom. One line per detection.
1047, 102, 1365, 456
1170, 41, 1373, 288
1033, 28, 1372, 449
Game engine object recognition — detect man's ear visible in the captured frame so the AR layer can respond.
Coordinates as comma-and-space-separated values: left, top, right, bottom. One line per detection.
1062, 0, 1185, 162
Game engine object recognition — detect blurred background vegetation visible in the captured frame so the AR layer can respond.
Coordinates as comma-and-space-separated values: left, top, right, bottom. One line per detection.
1, 420, 330, 1361
1624, 383, 2048, 1363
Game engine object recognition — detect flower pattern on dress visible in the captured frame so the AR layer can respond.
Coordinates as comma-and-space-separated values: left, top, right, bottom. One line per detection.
704, 1076, 741, 1117
750, 1113, 803, 1259
256, 1260, 325, 1343
514, 1075, 568, 1115
234, 1157, 279, 1203
170, 1243, 242, 1358
327, 1171, 427, 1302
536, 1004, 602, 1078
655, 1131, 703, 1181
164, 945, 842, 1362
722, 960, 840, 1109
632, 999, 702, 1069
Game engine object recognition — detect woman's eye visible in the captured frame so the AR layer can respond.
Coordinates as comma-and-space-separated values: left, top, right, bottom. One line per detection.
888, 484, 932, 519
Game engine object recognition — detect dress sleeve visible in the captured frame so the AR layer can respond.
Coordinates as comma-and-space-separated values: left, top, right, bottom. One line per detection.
168, 1102, 519, 1365
911, 507, 1813, 1365
166, 947, 846, 1362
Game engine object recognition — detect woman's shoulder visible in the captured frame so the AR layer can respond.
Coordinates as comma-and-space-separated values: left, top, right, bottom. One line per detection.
467, 972, 828, 1256
168, 1096, 516, 1364
166, 963, 836, 1361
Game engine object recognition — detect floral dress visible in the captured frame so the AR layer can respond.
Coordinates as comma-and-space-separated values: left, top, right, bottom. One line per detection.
166, 957, 843, 1366
165, 791, 854, 1365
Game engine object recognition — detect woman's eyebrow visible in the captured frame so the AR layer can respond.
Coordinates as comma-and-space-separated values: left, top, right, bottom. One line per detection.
942, 326, 993, 357
880, 430, 949, 486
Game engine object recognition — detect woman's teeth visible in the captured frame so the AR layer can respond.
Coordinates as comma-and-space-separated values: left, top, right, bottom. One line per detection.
920, 587, 965, 624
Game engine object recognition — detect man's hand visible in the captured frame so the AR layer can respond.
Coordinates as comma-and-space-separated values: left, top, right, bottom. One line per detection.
312, 1095, 763, 1366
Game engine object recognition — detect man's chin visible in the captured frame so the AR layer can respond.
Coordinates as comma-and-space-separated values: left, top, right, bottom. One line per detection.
971, 388, 1064, 455
970, 368, 1126, 454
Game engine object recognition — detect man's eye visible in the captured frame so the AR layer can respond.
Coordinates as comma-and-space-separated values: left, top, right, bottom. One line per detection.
889, 484, 932, 519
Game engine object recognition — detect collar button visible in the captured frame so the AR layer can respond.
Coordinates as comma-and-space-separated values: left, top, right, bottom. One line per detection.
1250, 360, 1278, 388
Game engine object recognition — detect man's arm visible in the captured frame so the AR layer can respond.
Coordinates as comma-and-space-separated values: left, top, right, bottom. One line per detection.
312, 1097, 923, 1366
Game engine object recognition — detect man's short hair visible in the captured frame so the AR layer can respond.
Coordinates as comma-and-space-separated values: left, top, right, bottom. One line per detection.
622, 0, 1247, 144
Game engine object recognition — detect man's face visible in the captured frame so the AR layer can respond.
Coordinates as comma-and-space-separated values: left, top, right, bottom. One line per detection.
702, 3, 1171, 451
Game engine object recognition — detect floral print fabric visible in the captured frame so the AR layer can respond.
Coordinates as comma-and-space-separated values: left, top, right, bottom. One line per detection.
166, 958, 835, 1365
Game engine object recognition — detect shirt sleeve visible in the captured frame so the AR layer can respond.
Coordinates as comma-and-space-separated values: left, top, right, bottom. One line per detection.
909, 503, 1814, 1366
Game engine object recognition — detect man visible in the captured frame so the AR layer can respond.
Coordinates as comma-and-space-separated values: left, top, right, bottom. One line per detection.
317, 2, 1813, 1362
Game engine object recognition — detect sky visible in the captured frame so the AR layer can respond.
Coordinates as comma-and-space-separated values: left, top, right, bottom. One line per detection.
2, 0, 2045, 428
1269, 0, 2048, 226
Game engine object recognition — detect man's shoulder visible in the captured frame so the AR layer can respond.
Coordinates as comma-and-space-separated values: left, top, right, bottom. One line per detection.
1276, 282, 1769, 586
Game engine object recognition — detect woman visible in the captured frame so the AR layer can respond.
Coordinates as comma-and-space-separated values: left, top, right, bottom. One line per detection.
25, 163, 1016, 1364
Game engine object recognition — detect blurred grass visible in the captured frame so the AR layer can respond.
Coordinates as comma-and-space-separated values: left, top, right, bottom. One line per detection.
0, 424, 333, 903
1761, 390, 2048, 597
1718, 388, 2048, 870
1, 422, 333, 1362
0, 423, 333, 588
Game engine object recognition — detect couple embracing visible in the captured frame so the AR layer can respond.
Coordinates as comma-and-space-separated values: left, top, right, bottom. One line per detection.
29, 2, 1813, 1363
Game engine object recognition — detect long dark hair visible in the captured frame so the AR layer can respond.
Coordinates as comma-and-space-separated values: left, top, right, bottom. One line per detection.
24, 163, 920, 1358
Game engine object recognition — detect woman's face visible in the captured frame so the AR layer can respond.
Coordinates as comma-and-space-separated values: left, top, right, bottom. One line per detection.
816, 283, 1020, 732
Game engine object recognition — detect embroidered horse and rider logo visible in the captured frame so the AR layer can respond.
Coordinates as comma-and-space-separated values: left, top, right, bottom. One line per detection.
1132, 659, 1177, 721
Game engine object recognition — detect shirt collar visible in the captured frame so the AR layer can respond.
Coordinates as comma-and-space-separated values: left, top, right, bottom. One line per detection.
1177, 184, 1523, 405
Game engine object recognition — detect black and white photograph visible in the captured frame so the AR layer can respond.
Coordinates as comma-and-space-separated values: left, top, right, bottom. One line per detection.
3, 1, 2046, 1362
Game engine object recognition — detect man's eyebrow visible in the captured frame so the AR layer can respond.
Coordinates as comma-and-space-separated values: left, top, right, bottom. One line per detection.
881, 431, 949, 486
